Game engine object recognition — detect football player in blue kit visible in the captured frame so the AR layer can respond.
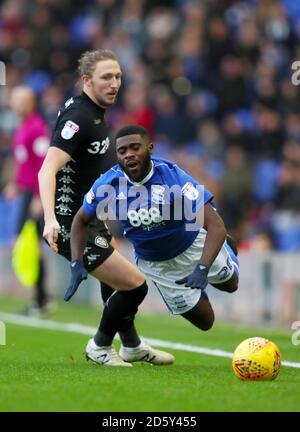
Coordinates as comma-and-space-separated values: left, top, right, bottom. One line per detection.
68, 125, 239, 334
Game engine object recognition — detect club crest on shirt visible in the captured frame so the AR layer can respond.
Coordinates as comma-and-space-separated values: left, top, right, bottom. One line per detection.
151, 185, 165, 204
86, 188, 95, 204
181, 182, 199, 200
95, 236, 109, 248
61, 120, 80, 140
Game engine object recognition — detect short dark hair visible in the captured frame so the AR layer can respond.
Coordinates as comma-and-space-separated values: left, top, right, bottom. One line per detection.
78, 49, 119, 77
115, 125, 150, 142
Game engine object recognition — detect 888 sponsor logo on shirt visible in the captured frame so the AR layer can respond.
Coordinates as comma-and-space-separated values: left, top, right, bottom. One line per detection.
127, 207, 164, 228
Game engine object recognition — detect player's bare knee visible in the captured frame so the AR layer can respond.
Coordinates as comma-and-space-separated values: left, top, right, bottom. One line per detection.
231, 282, 238, 293
115, 269, 145, 291
224, 282, 238, 293
128, 274, 146, 290
125, 280, 148, 302
200, 317, 214, 331
226, 275, 239, 293
215, 274, 238, 293
195, 308, 215, 331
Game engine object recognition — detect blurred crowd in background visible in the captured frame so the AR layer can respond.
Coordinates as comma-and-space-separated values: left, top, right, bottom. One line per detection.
1, 0, 300, 252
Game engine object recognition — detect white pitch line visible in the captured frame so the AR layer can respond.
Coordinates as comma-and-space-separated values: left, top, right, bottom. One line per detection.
0, 312, 299, 369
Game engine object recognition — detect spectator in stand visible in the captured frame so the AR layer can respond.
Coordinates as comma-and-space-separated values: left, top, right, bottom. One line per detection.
3, 86, 51, 315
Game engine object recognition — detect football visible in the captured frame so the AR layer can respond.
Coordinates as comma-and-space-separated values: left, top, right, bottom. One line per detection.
232, 337, 281, 381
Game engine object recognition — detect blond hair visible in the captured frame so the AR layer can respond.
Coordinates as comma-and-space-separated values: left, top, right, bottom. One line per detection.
78, 49, 119, 77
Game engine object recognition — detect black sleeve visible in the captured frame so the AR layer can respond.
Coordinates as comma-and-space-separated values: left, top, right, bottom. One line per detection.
50, 108, 91, 156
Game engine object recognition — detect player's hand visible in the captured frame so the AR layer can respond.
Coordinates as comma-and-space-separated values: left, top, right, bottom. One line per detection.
175, 264, 209, 290
43, 219, 61, 253
64, 260, 88, 302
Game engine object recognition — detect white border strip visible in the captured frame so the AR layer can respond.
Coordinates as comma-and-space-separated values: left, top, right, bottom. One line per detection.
0, 312, 299, 369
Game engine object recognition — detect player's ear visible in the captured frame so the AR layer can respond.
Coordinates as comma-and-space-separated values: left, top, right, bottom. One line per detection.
82, 74, 91, 87
148, 142, 154, 153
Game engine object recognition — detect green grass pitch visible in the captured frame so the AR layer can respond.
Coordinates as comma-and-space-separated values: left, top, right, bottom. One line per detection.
0, 296, 300, 412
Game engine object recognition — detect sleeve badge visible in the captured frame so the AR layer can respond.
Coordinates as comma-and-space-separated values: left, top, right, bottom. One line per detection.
61, 120, 80, 140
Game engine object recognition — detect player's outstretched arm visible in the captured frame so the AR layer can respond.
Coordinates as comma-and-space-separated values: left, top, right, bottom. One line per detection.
176, 204, 226, 290
70, 207, 94, 262
198, 203, 226, 268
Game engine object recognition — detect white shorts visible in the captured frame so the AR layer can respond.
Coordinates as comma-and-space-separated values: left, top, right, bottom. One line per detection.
137, 229, 235, 315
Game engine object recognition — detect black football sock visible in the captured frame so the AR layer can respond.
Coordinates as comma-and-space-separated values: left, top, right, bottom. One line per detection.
94, 281, 148, 347
100, 282, 141, 347
118, 319, 141, 348
100, 281, 114, 302
36, 257, 48, 308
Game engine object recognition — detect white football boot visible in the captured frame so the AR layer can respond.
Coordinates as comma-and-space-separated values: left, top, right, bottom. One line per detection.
119, 342, 175, 365
85, 338, 132, 367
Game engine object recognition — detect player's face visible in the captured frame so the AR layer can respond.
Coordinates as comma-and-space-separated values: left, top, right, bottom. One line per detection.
116, 134, 153, 182
85, 60, 122, 108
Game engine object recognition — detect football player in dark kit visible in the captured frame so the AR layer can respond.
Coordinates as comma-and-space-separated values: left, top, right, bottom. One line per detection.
38, 49, 174, 366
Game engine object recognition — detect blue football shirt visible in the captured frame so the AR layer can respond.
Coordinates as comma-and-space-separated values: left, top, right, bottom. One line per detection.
83, 158, 214, 261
